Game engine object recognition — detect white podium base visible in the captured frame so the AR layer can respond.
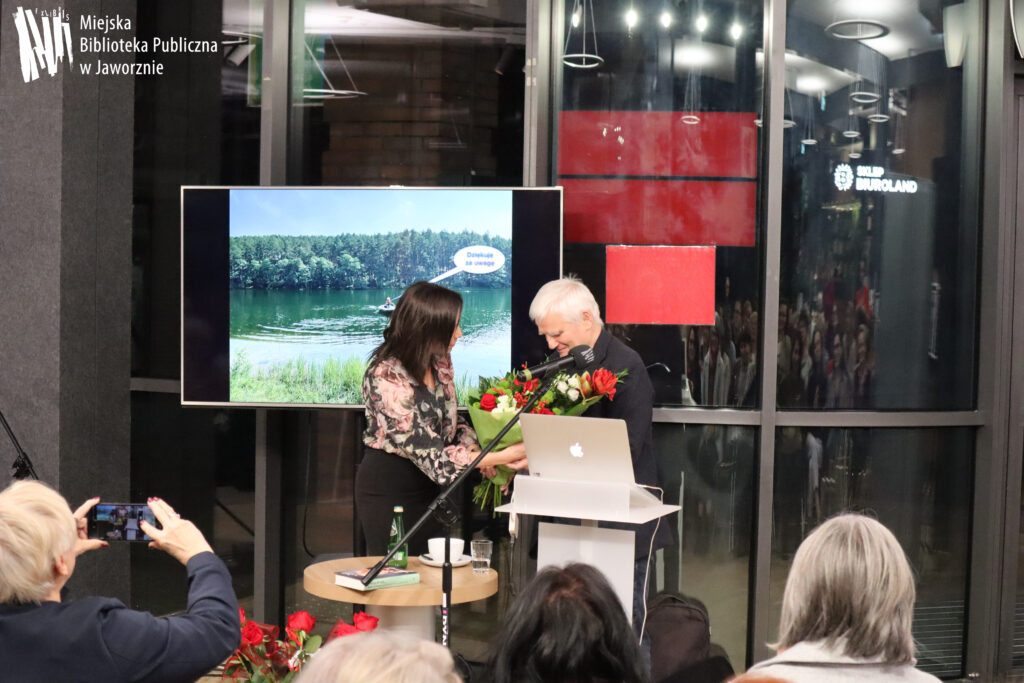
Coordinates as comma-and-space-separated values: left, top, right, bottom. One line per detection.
537, 522, 636, 622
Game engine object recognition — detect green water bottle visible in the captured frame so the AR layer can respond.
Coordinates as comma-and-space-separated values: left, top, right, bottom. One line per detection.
387, 505, 408, 568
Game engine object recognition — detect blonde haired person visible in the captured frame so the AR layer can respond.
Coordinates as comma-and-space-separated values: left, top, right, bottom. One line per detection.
296, 631, 461, 683
0, 480, 239, 683
746, 513, 939, 682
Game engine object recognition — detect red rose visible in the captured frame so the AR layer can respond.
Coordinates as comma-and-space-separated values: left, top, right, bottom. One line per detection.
591, 368, 618, 400
238, 607, 247, 625
479, 393, 497, 411
241, 621, 265, 646
353, 611, 379, 631
287, 610, 316, 634
327, 619, 361, 641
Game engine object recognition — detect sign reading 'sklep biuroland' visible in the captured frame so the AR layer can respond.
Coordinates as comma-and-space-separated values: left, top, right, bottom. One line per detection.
834, 163, 919, 194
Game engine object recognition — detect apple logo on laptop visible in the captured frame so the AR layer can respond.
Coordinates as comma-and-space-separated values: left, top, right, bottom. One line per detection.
569, 442, 584, 458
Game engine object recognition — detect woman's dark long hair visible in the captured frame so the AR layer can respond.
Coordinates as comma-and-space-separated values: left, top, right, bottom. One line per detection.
368, 281, 462, 383
485, 563, 648, 683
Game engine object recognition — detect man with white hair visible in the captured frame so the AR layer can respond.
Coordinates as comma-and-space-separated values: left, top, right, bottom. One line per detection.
529, 276, 672, 634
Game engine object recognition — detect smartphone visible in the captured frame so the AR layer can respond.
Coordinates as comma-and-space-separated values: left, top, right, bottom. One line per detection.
87, 503, 157, 542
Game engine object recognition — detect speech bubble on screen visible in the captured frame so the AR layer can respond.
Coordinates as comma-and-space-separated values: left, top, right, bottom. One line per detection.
430, 245, 506, 283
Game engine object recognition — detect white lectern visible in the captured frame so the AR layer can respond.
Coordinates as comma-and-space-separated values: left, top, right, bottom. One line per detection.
497, 475, 679, 622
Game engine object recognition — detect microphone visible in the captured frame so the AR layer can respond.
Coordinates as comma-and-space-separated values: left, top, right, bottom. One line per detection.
517, 345, 595, 380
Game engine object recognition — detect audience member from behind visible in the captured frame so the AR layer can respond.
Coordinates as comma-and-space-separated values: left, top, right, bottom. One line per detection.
296, 631, 461, 683
485, 562, 648, 683
746, 513, 940, 682
0, 481, 239, 683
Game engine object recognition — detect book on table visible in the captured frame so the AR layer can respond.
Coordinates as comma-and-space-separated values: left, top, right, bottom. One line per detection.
334, 566, 420, 591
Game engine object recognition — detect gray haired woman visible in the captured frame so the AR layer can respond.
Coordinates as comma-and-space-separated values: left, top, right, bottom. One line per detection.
746, 513, 940, 682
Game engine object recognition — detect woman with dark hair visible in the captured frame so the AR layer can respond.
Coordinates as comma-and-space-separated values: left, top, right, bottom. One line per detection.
356, 281, 527, 555
485, 563, 648, 683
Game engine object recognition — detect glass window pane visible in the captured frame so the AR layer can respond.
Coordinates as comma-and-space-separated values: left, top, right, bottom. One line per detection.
655, 423, 756, 669
289, 1, 526, 186
283, 412, 361, 639
132, 1, 262, 378
129, 392, 255, 613
777, 1, 979, 410
771, 427, 972, 679
557, 0, 765, 408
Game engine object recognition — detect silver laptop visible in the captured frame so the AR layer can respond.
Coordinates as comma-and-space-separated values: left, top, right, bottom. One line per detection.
519, 413, 636, 484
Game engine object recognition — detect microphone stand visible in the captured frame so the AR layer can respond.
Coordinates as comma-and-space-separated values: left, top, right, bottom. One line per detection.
0, 407, 38, 481
360, 371, 560, 648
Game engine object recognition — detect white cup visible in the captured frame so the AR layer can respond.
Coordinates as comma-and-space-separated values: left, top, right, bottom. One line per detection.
427, 537, 464, 560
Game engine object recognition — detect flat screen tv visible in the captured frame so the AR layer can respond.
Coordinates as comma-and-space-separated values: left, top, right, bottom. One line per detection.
182, 186, 562, 408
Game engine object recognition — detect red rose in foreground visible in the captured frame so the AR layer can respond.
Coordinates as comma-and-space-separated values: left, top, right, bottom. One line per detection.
241, 621, 265, 646
479, 393, 497, 411
238, 607, 247, 625
352, 611, 379, 631
591, 368, 618, 400
287, 610, 316, 634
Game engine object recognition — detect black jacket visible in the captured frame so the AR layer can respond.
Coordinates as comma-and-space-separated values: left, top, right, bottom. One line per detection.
584, 328, 673, 559
0, 552, 240, 683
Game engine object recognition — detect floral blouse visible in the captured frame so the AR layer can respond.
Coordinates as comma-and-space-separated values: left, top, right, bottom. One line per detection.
363, 354, 479, 486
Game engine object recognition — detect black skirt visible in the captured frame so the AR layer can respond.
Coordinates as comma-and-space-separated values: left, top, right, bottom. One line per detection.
355, 447, 445, 556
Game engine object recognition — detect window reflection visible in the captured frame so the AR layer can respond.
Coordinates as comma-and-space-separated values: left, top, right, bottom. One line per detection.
558, 0, 764, 409
289, 0, 526, 186
654, 423, 755, 668
771, 427, 972, 679
778, 0, 977, 411
132, 0, 262, 378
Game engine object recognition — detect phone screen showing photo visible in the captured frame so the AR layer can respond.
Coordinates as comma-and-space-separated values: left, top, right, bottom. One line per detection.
89, 503, 156, 542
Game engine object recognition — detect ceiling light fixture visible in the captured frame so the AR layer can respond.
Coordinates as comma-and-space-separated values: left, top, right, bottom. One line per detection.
302, 37, 367, 100
825, 1, 890, 40
563, 0, 603, 69
842, 107, 861, 138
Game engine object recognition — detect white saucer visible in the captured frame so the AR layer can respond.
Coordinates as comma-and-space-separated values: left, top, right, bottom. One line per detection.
419, 553, 472, 568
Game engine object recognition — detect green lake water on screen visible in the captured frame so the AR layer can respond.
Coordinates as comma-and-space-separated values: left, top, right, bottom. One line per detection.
229, 288, 510, 404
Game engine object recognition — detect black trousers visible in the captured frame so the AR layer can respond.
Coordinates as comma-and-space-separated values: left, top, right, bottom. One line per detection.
355, 447, 444, 557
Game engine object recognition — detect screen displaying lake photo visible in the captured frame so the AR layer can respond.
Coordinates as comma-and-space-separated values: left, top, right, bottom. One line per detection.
228, 188, 513, 405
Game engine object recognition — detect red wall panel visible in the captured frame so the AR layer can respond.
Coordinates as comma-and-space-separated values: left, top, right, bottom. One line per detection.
605, 246, 716, 325
558, 111, 757, 178
561, 178, 755, 246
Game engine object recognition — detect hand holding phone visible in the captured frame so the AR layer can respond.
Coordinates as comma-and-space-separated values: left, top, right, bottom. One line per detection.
87, 502, 157, 542
139, 498, 214, 565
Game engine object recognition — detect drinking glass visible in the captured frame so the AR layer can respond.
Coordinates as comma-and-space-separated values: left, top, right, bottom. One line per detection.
470, 539, 493, 574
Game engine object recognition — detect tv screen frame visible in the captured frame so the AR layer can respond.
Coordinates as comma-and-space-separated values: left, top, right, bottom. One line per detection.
181, 185, 563, 409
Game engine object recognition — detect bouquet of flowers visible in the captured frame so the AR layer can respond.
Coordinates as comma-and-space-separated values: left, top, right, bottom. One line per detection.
223, 609, 378, 682
466, 367, 625, 513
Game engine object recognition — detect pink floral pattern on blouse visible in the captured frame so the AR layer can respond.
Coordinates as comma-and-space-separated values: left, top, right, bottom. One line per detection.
363, 354, 478, 485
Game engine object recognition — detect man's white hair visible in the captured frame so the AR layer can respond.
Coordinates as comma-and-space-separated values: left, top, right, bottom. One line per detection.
528, 276, 603, 326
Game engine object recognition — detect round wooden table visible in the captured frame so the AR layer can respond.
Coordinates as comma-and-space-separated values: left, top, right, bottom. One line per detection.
304, 556, 497, 639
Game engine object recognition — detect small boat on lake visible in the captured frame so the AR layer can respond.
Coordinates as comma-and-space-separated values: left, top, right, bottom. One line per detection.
377, 296, 396, 315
